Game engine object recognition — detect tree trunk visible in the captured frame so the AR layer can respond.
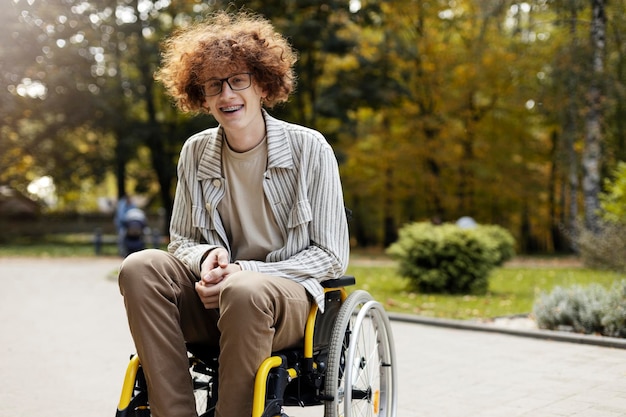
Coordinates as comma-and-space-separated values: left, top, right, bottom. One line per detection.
132, 0, 175, 236
582, 0, 606, 233
564, 6, 579, 249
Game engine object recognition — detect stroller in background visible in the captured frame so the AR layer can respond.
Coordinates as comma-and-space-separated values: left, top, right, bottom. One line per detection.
119, 207, 147, 257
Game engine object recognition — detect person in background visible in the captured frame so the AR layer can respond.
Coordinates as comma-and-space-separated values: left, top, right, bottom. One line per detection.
118, 10, 349, 417
114, 194, 134, 256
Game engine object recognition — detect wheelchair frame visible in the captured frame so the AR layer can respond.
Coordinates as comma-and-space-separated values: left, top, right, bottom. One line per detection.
116, 276, 397, 417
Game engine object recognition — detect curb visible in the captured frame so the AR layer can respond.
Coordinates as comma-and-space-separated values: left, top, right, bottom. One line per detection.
387, 312, 626, 350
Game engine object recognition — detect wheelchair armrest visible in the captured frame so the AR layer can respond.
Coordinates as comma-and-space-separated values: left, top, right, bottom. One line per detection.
321, 275, 356, 289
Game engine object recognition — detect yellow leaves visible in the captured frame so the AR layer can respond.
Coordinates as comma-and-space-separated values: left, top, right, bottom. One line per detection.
0, 149, 35, 185
420, 59, 437, 74
453, 64, 477, 81
7, 130, 20, 142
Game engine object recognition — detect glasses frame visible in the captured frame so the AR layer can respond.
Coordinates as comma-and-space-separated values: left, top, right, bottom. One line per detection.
203, 72, 253, 97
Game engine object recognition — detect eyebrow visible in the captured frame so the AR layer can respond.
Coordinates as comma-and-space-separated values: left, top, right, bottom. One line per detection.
204, 69, 250, 80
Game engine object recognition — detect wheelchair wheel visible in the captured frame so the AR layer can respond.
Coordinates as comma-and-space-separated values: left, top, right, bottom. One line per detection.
189, 357, 213, 416
324, 290, 397, 417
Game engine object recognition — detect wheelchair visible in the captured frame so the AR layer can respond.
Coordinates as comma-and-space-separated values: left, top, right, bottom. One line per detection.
115, 276, 397, 417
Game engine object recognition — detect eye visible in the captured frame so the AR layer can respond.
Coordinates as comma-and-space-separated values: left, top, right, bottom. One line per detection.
204, 79, 222, 95
207, 80, 221, 88
230, 75, 246, 86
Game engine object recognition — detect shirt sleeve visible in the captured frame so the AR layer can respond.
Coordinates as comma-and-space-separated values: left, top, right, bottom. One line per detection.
167, 139, 220, 277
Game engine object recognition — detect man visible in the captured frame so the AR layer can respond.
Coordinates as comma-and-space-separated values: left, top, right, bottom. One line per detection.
118, 10, 349, 417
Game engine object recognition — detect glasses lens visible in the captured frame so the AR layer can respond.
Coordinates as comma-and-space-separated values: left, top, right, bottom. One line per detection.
228, 73, 251, 91
204, 80, 223, 96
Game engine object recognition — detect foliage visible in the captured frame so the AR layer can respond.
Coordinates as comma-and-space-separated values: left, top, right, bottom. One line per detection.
532, 284, 608, 333
480, 225, 516, 266
601, 280, 626, 338
3, 0, 626, 252
533, 280, 626, 337
339, 0, 555, 249
576, 222, 626, 272
386, 222, 515, 294
600, 161, 626, 224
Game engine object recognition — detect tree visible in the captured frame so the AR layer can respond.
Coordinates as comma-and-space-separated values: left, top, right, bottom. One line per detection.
338, 0, 555, 250
3, 0, 626, 252
1, 1, 212, 219
582, 0, 606, 232
1, 1, 117, 204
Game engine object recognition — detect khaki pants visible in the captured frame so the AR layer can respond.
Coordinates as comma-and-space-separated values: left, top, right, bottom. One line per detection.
118, 249, 311, 417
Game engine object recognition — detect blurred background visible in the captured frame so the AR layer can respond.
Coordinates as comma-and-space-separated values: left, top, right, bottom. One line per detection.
2, 0, 625, 258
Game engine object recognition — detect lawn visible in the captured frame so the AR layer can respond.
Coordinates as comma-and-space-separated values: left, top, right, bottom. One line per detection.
347, 257, 625, 320
0, 234, 163, 257
1, 239, 623, 321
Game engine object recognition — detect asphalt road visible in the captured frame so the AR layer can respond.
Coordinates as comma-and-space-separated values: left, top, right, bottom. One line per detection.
2, 257, 626, 417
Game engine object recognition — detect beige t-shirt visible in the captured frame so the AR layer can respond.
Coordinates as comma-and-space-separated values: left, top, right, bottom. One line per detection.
218, 137, 284, 261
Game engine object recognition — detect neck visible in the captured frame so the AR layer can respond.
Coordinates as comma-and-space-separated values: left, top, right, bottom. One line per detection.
223, 114, 266, 153
225, 131, 266, 153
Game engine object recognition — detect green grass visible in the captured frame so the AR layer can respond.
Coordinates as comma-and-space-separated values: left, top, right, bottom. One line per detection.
0, 235, 117, 257
0, 234, 166, 257
2, 240, 624, 321
347, 263, 625, 320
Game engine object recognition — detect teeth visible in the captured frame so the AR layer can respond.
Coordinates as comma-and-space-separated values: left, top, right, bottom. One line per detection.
222, 105, 242, 112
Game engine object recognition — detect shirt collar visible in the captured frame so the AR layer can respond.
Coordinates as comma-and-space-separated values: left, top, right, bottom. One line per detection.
197, 110, 293, 180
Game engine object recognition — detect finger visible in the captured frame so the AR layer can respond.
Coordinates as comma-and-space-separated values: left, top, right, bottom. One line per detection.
200, 271, 213, 283
196, 281, 216, 298
200, 291, 219, 309
217, 250, 229, 268
202, 268, 223, 285
195, 284, 217, 305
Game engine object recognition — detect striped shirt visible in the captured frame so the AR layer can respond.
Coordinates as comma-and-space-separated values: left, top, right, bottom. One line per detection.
168, 111, 350, 311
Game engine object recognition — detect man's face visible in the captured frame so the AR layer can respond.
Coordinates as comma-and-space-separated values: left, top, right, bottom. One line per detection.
202, 70, 267, 133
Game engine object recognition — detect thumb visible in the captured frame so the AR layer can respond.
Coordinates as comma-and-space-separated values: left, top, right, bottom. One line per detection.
217, 251, 230, 268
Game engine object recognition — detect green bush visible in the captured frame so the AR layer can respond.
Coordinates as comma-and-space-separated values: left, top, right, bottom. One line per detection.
533, 280, 626, 337
479, 224, 516, 265
599, 161, 626, 224
386, 222, 515, 294
601, 281, 626, 338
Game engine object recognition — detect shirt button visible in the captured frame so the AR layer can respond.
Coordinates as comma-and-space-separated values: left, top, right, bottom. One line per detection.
212, 179, 221, 187
205, 203, 211, 211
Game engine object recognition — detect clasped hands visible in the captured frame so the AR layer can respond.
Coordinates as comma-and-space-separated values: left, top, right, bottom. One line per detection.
196, 247, 241, 309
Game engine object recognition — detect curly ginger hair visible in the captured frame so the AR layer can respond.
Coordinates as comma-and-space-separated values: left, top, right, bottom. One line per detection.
154, 11, 298, 113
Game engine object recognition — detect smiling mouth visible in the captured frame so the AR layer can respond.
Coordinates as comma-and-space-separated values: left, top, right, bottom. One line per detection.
221, 105, 243, 113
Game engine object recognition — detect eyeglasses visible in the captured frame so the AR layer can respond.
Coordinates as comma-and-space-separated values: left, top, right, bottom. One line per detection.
203, 73, 252, 97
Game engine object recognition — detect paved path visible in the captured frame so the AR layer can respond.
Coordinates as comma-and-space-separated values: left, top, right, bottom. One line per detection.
1, 257, 626, 417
